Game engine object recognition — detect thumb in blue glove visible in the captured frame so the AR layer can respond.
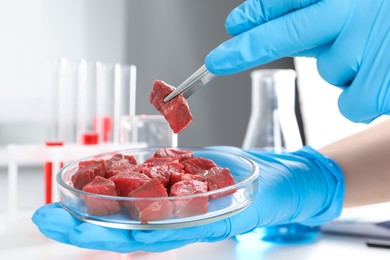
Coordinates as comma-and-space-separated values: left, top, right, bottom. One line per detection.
205, 0, 390, 123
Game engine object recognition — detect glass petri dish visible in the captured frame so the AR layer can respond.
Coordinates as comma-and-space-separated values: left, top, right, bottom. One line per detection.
57, 146, 259, 230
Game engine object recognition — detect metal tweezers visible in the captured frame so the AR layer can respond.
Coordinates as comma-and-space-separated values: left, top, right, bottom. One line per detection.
164, 64, 216, 103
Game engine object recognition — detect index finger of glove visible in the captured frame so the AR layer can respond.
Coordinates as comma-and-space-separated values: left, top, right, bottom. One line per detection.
226, 0, 321, 36
206, 0, 350, 75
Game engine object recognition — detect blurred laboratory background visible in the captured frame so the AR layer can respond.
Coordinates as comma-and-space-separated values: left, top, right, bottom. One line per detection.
2, 1, 388, 259
0, 0, 296, 148
0, 0, 371, 220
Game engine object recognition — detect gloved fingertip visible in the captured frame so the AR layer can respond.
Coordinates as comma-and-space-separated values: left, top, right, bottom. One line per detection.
205, 54, 230, 76
32, 202, 62, 219
32, 203, 60, 223
204, 54, 217, 74
337, 92, 373, 124
225, 17, 240, 36
31, 211, 40, 224
31, 209, 74, 245
31, 208, 49, 224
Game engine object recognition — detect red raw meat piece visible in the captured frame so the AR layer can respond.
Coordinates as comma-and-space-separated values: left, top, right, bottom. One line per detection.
82, 176, 121, 215
104, 153, 138, 178
138, 200, 174, 224
170, 180, 208, 218
143, 156, 179, 166
125, 179, 173, 223
71, 160, 106, 190
153, 148, 194, 162
71, 149, 237, 221
201, 167, 237, 199
169, 171, 183, 187
142, 161, 184, 188
149, 80, 193, 133
181, 173, 205, 182
182, 157, 217, 174
125, 164, 146, 173
109, 172, 151, 196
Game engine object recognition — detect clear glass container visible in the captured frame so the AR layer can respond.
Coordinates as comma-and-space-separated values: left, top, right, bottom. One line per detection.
57, 147, 259, 230
242, 69, 302, 151
76, 61, 137, 145
47, 58, 78, 144
236, 69, 319, 244
120, 115, 178, 147
76, 60, 99, 145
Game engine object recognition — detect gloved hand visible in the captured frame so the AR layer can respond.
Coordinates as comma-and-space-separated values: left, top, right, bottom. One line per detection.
32, 146, 344, 253
205, 0, 390, 123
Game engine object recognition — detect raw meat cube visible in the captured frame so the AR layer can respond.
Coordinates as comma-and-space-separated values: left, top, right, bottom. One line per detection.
141, 165, 172, 188
143, 156, 179, 166
149, 80, 193, 133
71, 160, 106, 190
181, 173, 205, 182
125, 179, 173, 223
109, 172, 151, 196
142, 161, 184, 188
70, 148, 237, 221
201, 167, 237, 199
170, 180, 208, 217
147, 159, 184, 173
153, 148, 194, 162
82, 176, 121, 215
167, 166, 205, 191
104, 153, 138, 178
169, 171, 183, 187
138, 200, 174, 224
182, 157, 217, 174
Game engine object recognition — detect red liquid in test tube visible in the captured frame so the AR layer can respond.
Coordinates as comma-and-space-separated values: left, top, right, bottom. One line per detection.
81, 132, 99, 145
93, 116, 112, 143
44, 141, 64, 204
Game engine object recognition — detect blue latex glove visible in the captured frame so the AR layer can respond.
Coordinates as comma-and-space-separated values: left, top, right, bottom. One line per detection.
205, 0, 390, 123
32, 146, 344, 253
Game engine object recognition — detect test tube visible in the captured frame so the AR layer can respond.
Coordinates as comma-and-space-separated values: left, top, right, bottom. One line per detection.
76, 60, 99, 145
129, 65, 137, 119
113, 64, 122, 144
112, 64, 137, 144
46, 58, 66, 143
78, 62, 137, 145
126, 65, 138, 144
95, 62, 113, 144
45, 58, 66, 204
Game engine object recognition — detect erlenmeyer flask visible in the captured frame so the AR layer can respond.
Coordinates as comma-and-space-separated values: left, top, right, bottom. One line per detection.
236, 69, 319, 244
242, 69, 302, 151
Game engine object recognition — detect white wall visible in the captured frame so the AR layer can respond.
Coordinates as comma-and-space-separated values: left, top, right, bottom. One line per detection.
0, 0, 127, 144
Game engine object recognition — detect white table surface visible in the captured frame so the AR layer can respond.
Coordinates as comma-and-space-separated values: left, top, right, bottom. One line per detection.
1, 211, 389, 260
